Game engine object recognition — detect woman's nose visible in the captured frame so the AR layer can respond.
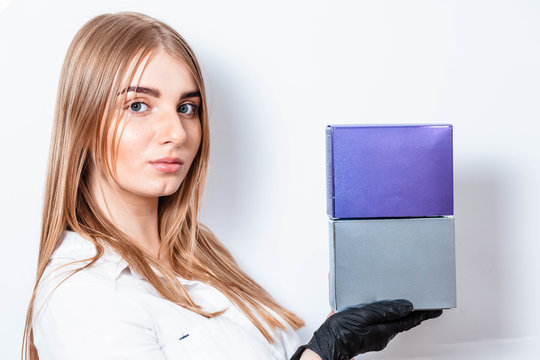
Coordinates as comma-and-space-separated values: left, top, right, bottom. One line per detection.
158, 107, 186, 145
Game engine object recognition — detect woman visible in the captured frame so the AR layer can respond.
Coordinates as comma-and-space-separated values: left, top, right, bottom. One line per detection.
23, 11, 441, 360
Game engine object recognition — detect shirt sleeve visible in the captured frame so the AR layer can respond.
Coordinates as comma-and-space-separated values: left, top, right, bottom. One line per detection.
33, 268, 167, 360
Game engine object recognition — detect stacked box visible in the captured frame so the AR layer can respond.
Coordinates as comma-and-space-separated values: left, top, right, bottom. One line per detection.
326, 124, 456, 311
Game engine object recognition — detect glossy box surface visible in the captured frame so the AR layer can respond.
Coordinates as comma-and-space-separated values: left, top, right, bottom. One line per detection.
326, 124, 453, 218
329, 217, 456, 311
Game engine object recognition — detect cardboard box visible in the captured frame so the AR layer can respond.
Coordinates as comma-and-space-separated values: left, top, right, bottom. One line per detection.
326, 124, 453, 218
329, 217, 456, 310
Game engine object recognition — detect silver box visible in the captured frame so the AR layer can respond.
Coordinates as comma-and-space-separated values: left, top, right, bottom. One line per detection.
329, 217, 456, 310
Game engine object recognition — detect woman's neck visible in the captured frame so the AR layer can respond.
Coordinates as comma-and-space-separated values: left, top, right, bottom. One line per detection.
88, 170, 162, 261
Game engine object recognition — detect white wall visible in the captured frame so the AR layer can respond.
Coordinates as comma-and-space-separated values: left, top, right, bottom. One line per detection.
1, 0, 539, 359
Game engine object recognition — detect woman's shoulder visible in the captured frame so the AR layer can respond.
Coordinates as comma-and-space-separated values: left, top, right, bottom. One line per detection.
33, 231, 132, 318
31, 232, 161, 359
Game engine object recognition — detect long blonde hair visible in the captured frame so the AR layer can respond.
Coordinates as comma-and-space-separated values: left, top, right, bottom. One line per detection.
22, 11, 304, 360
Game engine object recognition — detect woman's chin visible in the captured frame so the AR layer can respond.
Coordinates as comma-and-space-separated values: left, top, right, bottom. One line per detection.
134, 182, 182, 199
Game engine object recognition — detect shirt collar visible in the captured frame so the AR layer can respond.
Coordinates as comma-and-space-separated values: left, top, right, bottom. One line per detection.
51, 230, 196, 285
51, 230, 137, 281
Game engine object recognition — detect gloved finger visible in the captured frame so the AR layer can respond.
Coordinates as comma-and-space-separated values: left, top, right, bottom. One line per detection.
379, 309, 443, 335
342, 299, 414, 326
349, 324, 396, 354
414, 309, 443, 321
355, 311, 438, 355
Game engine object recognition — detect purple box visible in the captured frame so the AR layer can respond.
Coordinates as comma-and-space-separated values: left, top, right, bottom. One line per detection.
326, 124, 453, 218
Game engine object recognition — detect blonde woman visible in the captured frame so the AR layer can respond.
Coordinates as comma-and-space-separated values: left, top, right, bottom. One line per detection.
23, 12, 441, 360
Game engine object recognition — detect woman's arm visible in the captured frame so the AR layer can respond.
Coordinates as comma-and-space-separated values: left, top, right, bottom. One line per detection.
299, 348, 323, 360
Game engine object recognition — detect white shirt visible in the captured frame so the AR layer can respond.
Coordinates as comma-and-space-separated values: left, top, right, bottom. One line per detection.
33, 230, 301, 360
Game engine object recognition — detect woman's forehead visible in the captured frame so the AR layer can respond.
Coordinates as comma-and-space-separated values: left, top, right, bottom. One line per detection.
117, 50, 197, 97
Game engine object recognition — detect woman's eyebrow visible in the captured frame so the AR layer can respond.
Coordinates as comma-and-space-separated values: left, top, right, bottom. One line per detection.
180, 90, 201, 100
117, 87, 200, 100
118, 86, 161, 98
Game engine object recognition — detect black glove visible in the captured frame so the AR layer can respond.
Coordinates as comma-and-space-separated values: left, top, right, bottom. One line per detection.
290, 299, 442, 360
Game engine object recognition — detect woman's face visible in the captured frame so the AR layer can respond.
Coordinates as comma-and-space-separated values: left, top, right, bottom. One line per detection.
102, 50, 202, 199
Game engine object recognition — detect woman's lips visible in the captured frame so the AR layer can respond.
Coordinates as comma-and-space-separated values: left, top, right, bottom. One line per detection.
151, 162, 182, 173
150, 157, 183, 173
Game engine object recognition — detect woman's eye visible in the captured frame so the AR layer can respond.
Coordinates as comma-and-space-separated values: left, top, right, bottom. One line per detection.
178, 103, 197, 115
129, 102, 148, 112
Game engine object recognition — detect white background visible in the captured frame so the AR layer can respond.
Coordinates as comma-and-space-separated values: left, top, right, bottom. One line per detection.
1, 0, 539, 359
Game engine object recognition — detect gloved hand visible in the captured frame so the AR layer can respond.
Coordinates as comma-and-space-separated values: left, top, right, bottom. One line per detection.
290, 299, 442, 360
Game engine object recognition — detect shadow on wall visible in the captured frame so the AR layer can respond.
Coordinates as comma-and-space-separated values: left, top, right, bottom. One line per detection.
368, 163, 508, 358
196, 48, 269, 250
442, 164, 507, 343
197, 55, 244, 233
